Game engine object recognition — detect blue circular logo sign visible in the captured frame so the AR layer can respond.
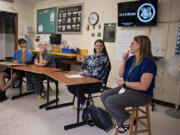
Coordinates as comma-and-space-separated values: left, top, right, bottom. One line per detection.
137, 3, 156, 23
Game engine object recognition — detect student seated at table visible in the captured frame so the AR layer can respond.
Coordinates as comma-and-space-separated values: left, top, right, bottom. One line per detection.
0, 38, 32, 102
101, 35, 157, 133
28, 41, 56, 97
68, 39, 111, 107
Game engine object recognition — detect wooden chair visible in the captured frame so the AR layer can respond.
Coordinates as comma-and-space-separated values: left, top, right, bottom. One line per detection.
115, 104, 151, 135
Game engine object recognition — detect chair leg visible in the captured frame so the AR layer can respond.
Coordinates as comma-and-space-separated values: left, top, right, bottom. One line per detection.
146, 105, 151, 135
134, 107, 138, 135
72, 95, 75, 104
19, 77, 23, 95
129, 107, 136, 135
115, 104, 151, 135
115, 128, 119, 135
87, 94, 94, 106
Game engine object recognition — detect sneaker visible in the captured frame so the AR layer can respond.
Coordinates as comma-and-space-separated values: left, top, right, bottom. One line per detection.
38, 92, 46, 99
42, 92, 47, 99
0, 91, 8, 102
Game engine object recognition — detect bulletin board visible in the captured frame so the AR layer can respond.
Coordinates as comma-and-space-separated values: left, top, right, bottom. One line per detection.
37, 7, 57, 34
57, 4, 83, 34
103, 23, 116, 42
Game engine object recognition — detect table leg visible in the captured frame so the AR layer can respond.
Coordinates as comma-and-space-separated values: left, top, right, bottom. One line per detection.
11, 68, 13, 100
64, 86, 93, 130
39, 77, 59, 109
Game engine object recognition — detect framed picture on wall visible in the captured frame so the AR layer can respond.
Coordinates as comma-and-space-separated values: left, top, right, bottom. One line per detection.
57, 3, 83, 34
103, 23, 116, 42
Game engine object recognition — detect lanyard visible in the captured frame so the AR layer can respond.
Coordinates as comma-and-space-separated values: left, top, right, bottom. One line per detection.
127, 61, 136, 81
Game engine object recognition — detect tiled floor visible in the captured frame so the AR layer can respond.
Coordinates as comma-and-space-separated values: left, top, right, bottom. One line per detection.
0, 85, 180, 135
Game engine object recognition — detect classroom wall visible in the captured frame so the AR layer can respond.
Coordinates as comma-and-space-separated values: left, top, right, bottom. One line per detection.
0, 0, 34, 39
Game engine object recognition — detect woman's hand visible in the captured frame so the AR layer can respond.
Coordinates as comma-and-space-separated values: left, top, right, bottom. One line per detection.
83, 70, 88, 74
116, 78, 124, 86
79, 72, 84, 75
122, 51, 129, 61
79, 70, 88, 75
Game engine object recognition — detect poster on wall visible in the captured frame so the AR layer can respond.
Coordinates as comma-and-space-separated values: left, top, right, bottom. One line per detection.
57, 4, 83, 34
103, 23, 116, 42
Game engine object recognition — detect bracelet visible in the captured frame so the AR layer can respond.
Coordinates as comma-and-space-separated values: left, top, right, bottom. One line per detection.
123, 82, 126, 88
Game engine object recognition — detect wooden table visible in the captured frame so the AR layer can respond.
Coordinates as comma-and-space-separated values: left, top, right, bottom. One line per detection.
45, 71, 101, 86
44, 70, 101, 130
0, 62, 25, 67
10, 65, 61, 108
11, 65, 61, 74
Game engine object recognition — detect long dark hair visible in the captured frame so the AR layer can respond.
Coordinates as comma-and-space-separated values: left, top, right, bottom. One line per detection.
94, 39, 111, 69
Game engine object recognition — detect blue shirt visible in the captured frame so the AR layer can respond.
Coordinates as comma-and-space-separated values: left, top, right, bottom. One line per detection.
13, 50, 32, 64
123, 56, 157, 97
81, 53, 111, 84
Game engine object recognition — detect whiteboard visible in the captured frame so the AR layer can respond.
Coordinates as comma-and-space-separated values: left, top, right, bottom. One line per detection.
117, 30, 145, 61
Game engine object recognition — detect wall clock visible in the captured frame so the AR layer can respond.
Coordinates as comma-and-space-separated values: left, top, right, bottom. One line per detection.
88, 12, 99, 26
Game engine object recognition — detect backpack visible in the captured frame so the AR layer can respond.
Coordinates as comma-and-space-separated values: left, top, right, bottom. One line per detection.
82, 105, 113, 131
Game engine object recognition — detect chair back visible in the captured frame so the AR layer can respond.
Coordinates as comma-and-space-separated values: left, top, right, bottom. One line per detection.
31, 54, 37, 64
54, 55, 61, 68
101, 66, 111, 91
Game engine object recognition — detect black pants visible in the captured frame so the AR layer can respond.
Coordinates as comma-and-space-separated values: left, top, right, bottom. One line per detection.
26, 72, 46, 94
68, 83, 102, 104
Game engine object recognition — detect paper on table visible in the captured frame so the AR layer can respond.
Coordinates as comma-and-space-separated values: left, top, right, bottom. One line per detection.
65, 74, 84, 78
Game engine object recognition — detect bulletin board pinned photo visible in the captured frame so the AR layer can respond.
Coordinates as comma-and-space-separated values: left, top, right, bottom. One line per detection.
57, 3, 83, 34
103, 23, 116, 42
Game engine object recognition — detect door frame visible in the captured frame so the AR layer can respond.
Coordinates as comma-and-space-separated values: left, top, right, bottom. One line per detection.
14, 13, 18, 50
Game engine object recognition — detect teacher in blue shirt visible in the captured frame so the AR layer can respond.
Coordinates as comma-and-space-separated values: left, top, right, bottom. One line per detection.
0, 38, 32, 102
101, 35, 157, 133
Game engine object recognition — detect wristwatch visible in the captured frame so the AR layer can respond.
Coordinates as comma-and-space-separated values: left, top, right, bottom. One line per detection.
123, 82, 126, 88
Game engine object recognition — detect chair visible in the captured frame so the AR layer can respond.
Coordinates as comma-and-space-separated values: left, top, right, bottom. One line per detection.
54, 55, 61, 69
85, 68, 111, 105
71, 67, 111, 107
115, 104, 151, 135
40, 55, 61, 98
